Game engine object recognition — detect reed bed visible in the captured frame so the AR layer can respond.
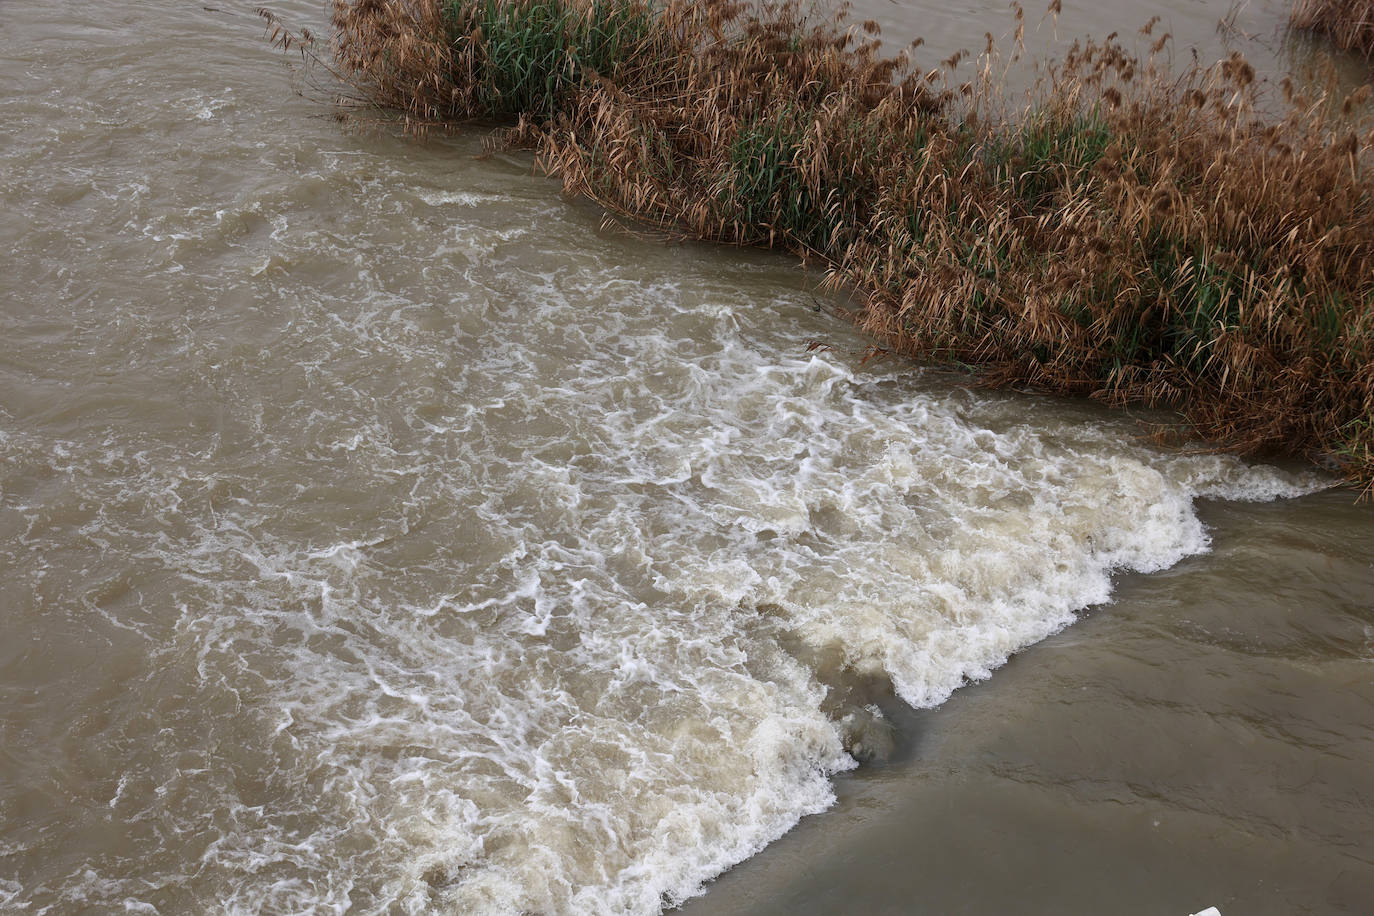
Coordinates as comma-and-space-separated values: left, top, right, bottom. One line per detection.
1291, 0, 1374, 58
289, 0, 1374, 487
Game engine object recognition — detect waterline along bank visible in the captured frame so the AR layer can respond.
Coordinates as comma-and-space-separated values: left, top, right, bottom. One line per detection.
282, 0, 1374, 489
1290, 0, 1374, 58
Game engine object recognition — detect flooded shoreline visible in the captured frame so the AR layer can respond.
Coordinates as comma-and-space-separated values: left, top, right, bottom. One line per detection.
322, 0, 1374, 487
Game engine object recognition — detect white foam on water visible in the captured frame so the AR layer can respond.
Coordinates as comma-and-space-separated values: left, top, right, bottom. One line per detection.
0, 879, 22, 909
0, 62, 1329, 913
109, 271, 1320, 914
416, 189, 503, 208
2, 242, 1328, 915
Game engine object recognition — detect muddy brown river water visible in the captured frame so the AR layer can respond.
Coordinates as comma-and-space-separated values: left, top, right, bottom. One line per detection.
1, 1, 1371, 914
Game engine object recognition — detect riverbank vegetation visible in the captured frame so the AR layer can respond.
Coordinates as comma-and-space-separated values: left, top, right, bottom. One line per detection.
1291, 0, 1374, 58
279, 0, 1374, 488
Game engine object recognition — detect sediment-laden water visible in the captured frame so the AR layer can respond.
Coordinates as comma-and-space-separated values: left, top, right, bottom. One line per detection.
1, 1, 1370, 914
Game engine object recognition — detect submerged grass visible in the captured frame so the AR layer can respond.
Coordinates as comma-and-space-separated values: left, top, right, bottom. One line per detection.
302, 0, 1374, 489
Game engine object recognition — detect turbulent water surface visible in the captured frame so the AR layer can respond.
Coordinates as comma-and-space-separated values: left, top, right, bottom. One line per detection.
1, 1, 1371, 914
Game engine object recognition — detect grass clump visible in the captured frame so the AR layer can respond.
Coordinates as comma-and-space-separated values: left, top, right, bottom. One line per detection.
985, 109, 1112, 208
322, 0, 662, 125
455, 0, 659, 117
306, 0, 1374, 489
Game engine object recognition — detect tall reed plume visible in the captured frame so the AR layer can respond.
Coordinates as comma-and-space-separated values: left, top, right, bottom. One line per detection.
272, 0, 1374, 489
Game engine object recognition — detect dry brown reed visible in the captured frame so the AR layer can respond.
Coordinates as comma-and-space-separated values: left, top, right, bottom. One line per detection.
1291, 0, 1374, 58
295, 0, 1374, 488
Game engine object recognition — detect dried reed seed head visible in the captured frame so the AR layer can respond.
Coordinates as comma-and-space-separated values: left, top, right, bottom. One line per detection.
1221, 52, 1255, 89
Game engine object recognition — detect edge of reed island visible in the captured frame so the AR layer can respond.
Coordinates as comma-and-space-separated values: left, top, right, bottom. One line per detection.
268, 0, 1374, 491
1290, 0, 1374, 59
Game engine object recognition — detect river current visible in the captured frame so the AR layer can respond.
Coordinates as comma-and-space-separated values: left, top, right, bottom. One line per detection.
1, 1, 1371, 914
